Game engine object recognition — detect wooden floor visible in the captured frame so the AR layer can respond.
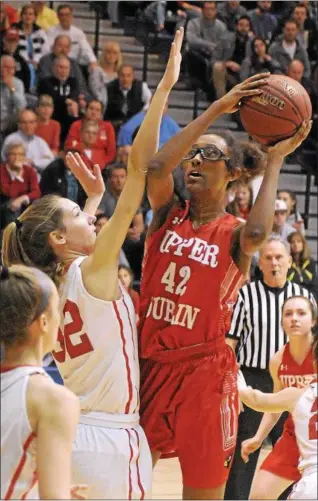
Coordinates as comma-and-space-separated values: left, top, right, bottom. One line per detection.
152, 447, 271, 499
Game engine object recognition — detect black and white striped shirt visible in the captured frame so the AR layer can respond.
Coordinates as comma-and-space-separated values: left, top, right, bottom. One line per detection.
226, 280, 314, 370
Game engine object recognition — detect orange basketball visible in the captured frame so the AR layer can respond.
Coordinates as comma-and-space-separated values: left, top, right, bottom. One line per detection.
239, 75, 312, 146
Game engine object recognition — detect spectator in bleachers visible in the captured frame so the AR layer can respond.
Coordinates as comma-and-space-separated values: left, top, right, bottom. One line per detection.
65, 99, 116, 168
35, 94, 61, 155
268, 19, 311, 78
272, 3, 318, 64
89, 41, 122, 103
0, 55, 27, 137
1, 109, 54, 176
39, 147, 85, 206
176, 1, 202, 22
118, 265, 140, 319
213, 15, 253, 98
31, 1, 59, 31
216, 1, 247, 32
12, 4, 49, 90
1, 27, 31, 93
0, 142, 40, 230
240, 36, 281, 81
37, 34, 88, 96
287, 231, 318, 299
0, 2, 19, 33
69, 120, 113, 171
47, 4, 97, 70
278, 189, 305, 233
98, 163, 128, 217
247, 1, 277, 43
37, 55, 80, 143
186, 1, 227, 62
226, 181, 253, 221
270, 199, 296, 242
104, 64, 152, 130
117, 101, 180, 148
139, 0, 167, 33
287, 59, 318, 153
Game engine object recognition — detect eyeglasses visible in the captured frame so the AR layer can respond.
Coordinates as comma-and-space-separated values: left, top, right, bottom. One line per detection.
183, 145, 230, 162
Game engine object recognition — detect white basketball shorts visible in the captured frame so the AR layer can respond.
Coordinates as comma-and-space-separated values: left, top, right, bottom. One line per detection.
289, 469, 317, 500
71, 423, 152, 499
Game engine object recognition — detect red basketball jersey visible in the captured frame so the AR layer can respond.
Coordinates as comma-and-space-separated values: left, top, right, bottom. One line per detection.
139, 201, 244, 360
278, 342, 315, 433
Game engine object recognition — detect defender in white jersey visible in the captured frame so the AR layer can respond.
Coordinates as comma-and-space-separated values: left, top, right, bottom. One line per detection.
2, 29, 185, 499
239, 296, 318, 501
0, 265, 81, 500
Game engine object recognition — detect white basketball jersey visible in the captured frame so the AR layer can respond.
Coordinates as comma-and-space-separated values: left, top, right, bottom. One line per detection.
53, 257, 139, 416
292, 382, 318, 474
1, 366, 47, 500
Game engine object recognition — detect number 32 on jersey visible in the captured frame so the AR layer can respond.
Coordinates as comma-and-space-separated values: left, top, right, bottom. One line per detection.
53, 300, 93, 362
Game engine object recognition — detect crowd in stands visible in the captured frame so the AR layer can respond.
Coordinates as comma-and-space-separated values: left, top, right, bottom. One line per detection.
0, 0, 317, 308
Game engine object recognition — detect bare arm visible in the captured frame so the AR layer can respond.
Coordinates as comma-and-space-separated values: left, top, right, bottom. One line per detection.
147, 73, 270, 211
27, 376, 80, 499
239, 121, 312, 256
239, 386, 303, 414
240, 350, 283, 462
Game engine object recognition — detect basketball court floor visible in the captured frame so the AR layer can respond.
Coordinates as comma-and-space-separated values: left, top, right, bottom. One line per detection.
152, 447, 271, 499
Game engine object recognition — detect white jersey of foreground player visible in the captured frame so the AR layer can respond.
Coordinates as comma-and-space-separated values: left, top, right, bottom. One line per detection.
289, 382, 318, 500
1, 366, 47, 500
53, 257, 151, 499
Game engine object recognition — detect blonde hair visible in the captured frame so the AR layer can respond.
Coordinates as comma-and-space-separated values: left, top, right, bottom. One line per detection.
99, 41, 122, 72
0, 265, 54, 347
2, 195, 65, 286
38, 94, 54, 107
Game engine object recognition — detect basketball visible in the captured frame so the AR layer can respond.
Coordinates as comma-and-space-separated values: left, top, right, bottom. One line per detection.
239, 75, 312, 146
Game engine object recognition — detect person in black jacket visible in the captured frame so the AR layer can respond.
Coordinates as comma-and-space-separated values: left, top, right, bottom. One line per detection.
1, 27, 31, 92
104, 64, 152, 131
37, 55, 80, 144
39, 148, 86, 207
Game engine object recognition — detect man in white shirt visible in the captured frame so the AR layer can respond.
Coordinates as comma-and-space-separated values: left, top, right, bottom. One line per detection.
47, 3, 97, 68
1, 109, 55, 175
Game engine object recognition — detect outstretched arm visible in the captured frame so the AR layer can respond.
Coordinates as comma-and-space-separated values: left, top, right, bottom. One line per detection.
147, 73, 270, 210
239, 386, 304, 414
239, 121, 312, 256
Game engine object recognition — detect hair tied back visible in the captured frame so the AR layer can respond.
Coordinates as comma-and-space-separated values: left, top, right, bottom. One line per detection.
0, 266, 9, 280
15, 219, 23, 230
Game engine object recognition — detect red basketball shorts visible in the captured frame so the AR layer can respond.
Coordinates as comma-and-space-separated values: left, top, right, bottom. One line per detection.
261, 421, 301, 482
140, 343, 239, 489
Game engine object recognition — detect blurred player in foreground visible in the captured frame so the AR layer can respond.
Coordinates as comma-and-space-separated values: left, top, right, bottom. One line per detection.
0, 265, 84, 500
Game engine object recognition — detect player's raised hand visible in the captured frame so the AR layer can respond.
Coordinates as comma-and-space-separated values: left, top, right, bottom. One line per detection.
217, 72, 270, 114
160, 27, 184, 91
65, 152, 105, 197
241, 436, 262, 463
267, 120, 312, 159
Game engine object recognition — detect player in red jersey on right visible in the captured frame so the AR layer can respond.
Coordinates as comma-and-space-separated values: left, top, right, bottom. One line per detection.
241, 295, 317, 500
138, 71, 312, 498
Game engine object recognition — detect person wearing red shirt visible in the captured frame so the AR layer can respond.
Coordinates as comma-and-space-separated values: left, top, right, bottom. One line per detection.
0, 3, 19, 32
0, 142, 40, 230
137, 70, 311, 498
65, 99, 116, 168
35, 94, 61, 155
70, 120, 112, 171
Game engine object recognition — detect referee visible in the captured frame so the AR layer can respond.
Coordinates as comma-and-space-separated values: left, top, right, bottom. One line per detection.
224, 236, 315, 500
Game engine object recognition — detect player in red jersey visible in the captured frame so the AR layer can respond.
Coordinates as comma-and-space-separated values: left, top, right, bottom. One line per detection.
138, 71, 312, 497
241, 295, 317, 499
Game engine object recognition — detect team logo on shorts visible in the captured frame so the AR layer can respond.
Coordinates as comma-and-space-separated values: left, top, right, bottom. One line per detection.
224, 455, 232, 468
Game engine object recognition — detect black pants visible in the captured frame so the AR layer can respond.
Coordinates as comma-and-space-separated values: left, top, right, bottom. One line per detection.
224, 367, 288, 500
